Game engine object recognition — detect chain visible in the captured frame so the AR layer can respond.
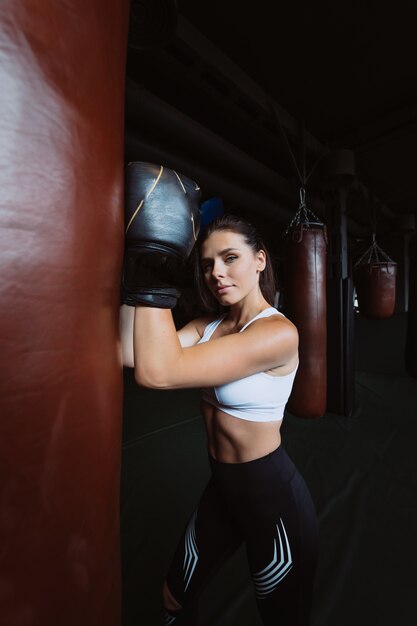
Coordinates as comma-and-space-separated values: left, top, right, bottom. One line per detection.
354, 233, 395, 268
283, 188, 323, 237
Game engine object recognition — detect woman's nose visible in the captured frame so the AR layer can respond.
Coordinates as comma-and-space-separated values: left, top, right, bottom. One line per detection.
212, 261, 225, 278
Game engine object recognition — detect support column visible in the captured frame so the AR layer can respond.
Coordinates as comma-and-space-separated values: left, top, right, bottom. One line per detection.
321, 151, 356, 416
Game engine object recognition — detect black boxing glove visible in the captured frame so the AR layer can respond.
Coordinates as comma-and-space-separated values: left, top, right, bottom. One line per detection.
125, 161, 201, 260
121, 249, 182, 308
122, 162, 201, 308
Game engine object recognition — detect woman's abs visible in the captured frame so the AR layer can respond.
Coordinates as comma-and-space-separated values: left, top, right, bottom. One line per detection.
201, 400, 282, 463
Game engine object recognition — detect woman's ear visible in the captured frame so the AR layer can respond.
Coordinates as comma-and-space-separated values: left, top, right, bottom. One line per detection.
256, 249, 267, 272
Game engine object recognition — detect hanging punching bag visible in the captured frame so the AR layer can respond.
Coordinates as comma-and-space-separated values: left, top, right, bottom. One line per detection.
406, 232, 417, 378
354, 263, 397, 319
283, 193, 328, 419
354, 237, 397, 319
0, 2, 129, 626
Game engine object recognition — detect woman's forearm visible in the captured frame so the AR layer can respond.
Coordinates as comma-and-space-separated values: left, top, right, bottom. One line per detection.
133, 306, 182, 388
119, 304, 135, 368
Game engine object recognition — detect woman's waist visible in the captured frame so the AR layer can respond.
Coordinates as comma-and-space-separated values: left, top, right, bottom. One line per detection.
208, 440, 297, 495
202, 400, 282, 464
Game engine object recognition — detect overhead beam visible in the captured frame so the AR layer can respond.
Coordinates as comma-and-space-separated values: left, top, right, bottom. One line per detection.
175, 15, 325, 158
125, 80, 296, 205
125, 124, 368, 239
337, 100, 417, 151
172, 15, 394, 224
125, 132, 295, 223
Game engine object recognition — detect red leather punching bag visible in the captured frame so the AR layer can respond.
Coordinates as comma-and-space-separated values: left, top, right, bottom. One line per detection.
0, 2, 129, 625
406, 232, 417, 378
353, 237, 397, 319
284, 223, 328, 418
354, 262, 397, 319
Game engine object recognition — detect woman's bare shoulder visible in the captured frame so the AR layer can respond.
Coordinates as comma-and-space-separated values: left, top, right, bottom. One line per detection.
246, 311, 298, 333
244, 313, 299, 350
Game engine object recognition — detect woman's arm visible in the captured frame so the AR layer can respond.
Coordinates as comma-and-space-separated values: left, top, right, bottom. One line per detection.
176, 315, 214, 347
134, 307, 298, 390
119, 304, 212, 367
119, 304, 135, 368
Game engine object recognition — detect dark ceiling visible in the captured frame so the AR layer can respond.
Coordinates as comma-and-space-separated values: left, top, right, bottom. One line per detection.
125, 0, 417, 239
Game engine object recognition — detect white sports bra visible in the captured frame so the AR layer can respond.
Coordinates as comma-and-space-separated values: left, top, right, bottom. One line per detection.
198, 307, 298, 422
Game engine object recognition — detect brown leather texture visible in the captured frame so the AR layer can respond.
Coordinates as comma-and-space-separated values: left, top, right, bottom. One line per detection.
284, 225, 327, 418
405, 234, 417, 377
354, 262, 397, 319
0, 1, 129, 624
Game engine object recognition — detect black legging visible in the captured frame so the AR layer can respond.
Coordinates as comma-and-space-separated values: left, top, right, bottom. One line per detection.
165, 446, 318, 626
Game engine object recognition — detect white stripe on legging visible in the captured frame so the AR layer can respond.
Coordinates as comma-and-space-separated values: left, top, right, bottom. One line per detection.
183, 510, 199, 591
252, 518, 293, 599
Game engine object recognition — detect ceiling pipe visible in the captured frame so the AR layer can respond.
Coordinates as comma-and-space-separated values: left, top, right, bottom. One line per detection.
125, 131, 369, 239
125, 81, 333, 219
175, 16, 325, 159
125, 132, 293, 221
125, 80, 298, 204
172, 16, 396, 222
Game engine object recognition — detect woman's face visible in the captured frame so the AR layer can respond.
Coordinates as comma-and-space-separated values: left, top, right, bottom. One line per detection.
200, 230, 266, 306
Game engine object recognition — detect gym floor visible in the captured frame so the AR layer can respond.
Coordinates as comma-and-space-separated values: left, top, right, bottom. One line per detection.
121, 311, 417, 626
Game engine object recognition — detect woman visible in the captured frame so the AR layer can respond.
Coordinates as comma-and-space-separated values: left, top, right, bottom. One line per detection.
121, 214, 318, 626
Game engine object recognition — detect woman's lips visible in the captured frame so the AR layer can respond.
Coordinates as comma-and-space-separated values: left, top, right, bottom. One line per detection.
216, 285, 232, 295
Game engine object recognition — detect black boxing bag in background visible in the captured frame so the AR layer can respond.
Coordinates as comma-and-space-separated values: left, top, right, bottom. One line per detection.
406, 232, 417, 378
0, 2, 129, 626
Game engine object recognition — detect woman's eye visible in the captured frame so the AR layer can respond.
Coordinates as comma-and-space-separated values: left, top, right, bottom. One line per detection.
225, 255, 237, 263
202, 264, 212, 273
